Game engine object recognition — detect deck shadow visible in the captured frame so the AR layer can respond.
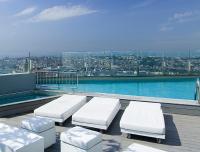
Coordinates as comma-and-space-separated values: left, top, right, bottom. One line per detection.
57, 116, 75, 128
163, 114, 181, 146
1, 111, 32, 118
102, 139, 122, 152
106, 110, 124, 136
45, 133, 60, 152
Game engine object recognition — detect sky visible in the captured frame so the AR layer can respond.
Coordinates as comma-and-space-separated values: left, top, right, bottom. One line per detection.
0, 0, 200, 57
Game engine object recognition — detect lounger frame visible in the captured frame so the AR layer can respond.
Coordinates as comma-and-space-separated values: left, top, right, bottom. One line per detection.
121, 128, 165, 140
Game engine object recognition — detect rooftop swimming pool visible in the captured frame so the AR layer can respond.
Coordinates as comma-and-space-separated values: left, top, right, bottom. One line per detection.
45, 77, 198, 101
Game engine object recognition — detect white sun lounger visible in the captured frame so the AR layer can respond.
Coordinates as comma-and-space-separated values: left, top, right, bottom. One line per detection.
120, 101, 165, 142
34, 94, 87, 123
72, 97, 121, 130
0, 123, 44, 152
123, 143, 167, 152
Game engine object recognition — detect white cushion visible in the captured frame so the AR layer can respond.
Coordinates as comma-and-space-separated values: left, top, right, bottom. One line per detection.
72, 97, 120, 126
21, 116, 55, 133
0, 123, 43, 151
120, 101, 165, 135
34, 94, 86, 120
60, 126, 102, 150
123, 143, 167, 152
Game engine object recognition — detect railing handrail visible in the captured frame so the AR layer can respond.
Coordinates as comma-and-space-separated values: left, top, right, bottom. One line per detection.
35, 71, 79, 89
195, 78, 200, 104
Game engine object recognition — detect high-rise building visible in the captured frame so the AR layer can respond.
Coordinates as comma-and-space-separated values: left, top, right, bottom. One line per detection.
188, 50, 191, 73
24, 58, 29, 72
24, 52, 32, 73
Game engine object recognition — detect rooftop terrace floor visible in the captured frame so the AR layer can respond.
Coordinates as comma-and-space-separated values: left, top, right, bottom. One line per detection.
0, 111, 200, 152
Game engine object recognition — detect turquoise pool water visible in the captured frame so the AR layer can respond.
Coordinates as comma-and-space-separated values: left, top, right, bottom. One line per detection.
0, 92, 50, 105
46, 77, 197, 100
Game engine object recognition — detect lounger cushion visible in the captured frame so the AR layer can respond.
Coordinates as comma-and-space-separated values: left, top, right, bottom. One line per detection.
34, 94, 86, 120
72, 97, 120, 126
0, 123, 43, 151
60, 126, 102, 150
120, 101, 165, 135
123, 143, 167, 152
21, 116, 55, 133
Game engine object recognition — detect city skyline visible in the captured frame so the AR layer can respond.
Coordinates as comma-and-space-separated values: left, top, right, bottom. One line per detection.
1, 52, 200, 76
0, 0, 200, 56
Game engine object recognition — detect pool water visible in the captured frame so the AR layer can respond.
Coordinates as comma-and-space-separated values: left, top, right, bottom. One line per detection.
0, 92, 50, 105
46, 77, 197, 101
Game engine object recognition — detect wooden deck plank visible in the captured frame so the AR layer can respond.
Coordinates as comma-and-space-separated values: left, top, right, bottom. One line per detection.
0, 112, 200, 152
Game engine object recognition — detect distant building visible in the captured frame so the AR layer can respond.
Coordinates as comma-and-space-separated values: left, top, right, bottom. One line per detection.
24, 58, 29, 72
24, 58, 32, 73
188, 60, 191, 72
62, 52, 80, 70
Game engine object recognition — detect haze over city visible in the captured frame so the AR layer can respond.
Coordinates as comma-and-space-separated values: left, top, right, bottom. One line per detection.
0, 0, 200, 57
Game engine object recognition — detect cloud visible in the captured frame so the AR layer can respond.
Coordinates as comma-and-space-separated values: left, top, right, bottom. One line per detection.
29, 5, 97, 22
15, 7, 37, 17
169, 11, 195, 23
160, 26, 173, 32
132, 0, 156, 9
160, 10, 200, 32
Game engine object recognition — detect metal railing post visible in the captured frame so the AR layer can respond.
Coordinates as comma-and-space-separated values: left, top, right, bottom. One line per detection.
35, 71, 79, 90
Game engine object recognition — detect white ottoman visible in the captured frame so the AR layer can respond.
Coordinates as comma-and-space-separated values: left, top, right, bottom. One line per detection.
21, 116, 56, 149
0, 123, 44, 152
60, 126, 102, 152
123, 143, 167, 152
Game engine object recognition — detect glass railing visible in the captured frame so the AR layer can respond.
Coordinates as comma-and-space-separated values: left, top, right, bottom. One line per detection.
61, 51, 200, 77
0, 51, 200, 76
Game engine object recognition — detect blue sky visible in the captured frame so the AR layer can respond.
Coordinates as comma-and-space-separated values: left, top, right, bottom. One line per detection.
0, 0, 200, 56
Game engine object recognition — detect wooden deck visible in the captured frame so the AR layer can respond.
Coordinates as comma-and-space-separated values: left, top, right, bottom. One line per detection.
0, 111, 200, 152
